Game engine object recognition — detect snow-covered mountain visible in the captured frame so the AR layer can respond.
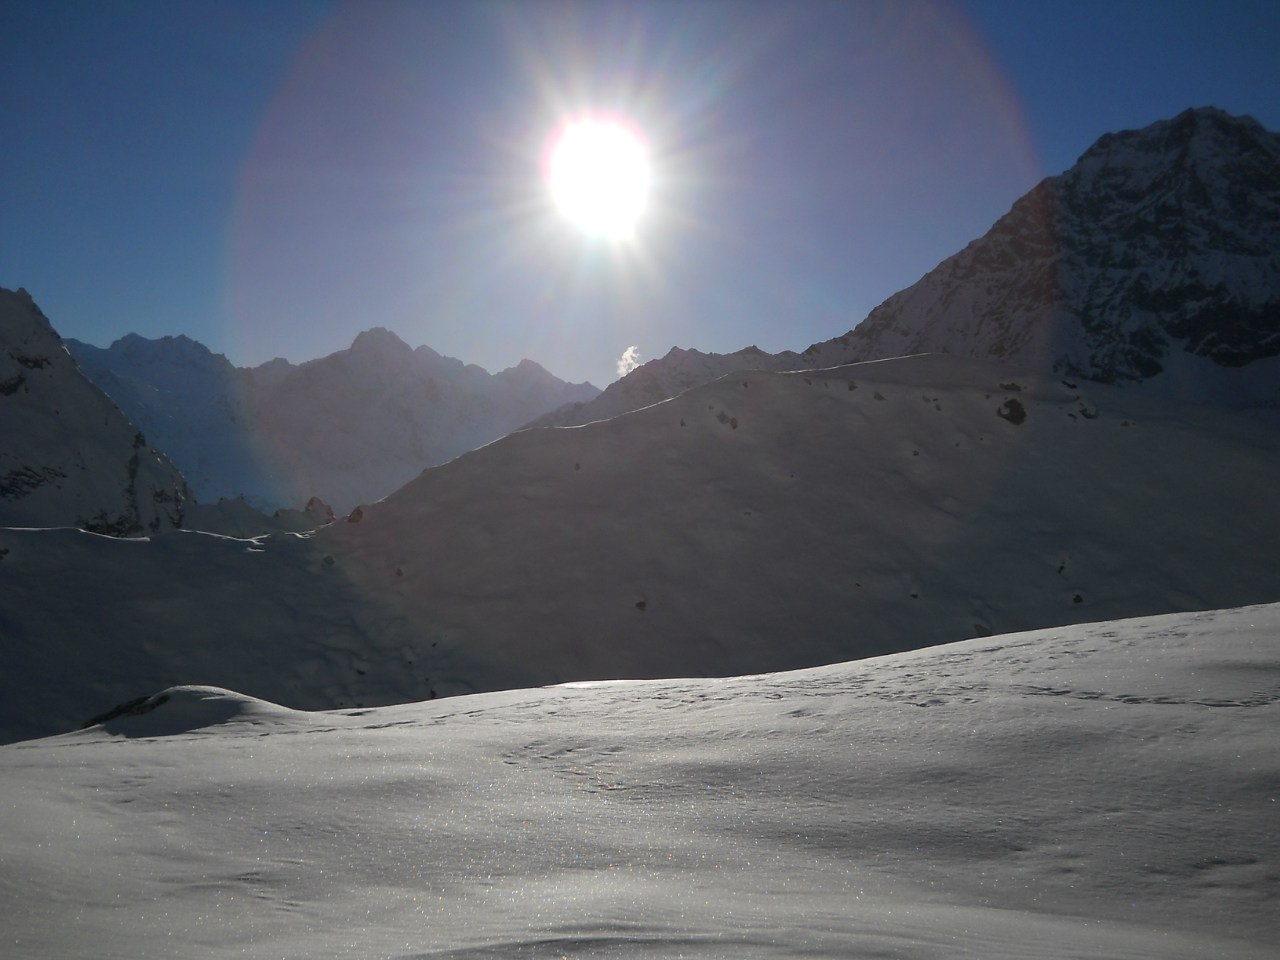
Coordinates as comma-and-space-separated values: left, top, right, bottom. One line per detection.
4, 352, 1278, 742
67, 326, 600, 512
801, 107, 1280, 391
65, 331, 281, 510
3, 602, 1276, 958
543, 108, 1280, 429
0, 288, 189, 534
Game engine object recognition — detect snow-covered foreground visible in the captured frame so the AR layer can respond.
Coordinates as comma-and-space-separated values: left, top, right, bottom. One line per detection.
3, 604, 1276, 959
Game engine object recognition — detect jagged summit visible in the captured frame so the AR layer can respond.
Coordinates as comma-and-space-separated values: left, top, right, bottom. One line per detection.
108, 331, 224, 366
70, 331, 237, 398
505, 357, 551, 376
1076, 106, 1276, 173
495, 357, 564, 389
349, 326, 412, 356
800, 106, 1280, 387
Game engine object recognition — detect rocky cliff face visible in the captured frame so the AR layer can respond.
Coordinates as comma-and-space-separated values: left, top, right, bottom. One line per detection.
800, 108, 1280, 390
0, 288, 189, 534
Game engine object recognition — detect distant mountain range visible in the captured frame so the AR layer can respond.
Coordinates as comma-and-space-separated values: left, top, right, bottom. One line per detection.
2, 107, 1278, 740
65, 327, 599, 514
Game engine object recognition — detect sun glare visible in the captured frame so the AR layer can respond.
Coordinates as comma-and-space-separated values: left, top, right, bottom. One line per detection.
547, 118, 650, 240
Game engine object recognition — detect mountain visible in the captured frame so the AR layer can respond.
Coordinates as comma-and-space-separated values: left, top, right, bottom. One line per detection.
66, 326, 600, 512
542, 108, 1280, 429
238, 329, 599, 514
311, 354, 1280, 691
4, 352, 1278, 742
799, 107, 1280, 392
0, 288, 189, 535
3, 601, 1276, 958
65, 332, 277, 510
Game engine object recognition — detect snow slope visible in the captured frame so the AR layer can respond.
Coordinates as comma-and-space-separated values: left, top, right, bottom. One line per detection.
529, 345, 788, 429
3, 353, 1277, 742
67, 326, 600, 512
0, 288, 189, 534
318, 353, 1280, 691
2, 602, 1275, 958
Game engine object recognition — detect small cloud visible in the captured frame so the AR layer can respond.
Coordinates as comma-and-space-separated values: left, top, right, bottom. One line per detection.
616, 345, 642, 378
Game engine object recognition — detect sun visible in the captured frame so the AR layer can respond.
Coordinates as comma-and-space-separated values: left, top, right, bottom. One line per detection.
547, 117, 650, 240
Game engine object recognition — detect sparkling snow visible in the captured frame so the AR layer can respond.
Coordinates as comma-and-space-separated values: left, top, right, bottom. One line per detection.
3, 604, 1276, 958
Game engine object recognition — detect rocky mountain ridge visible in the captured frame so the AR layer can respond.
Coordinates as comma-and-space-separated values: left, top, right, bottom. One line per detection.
0, 288, 189, 534
804, 107, 1280, 383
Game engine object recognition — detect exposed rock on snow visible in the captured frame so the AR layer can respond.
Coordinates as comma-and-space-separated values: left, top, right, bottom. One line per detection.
0, 288, 189, 534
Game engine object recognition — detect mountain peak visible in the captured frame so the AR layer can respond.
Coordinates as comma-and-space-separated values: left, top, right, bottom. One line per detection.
786, 107, 1280, 392
349, 327, 411, 356
108, 332, 222, 367
1075, 106, 1277, 173
59, 311, 603, 512
498, 357, 552, 379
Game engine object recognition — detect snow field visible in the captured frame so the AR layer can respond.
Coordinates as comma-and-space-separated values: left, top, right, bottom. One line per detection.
2, 604, 1276, 958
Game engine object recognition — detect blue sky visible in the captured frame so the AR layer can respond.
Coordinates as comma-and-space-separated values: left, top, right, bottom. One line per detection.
4, 0, 1277, 387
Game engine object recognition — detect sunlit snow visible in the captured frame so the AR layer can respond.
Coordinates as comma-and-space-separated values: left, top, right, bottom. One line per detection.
2, 604, 1275, 958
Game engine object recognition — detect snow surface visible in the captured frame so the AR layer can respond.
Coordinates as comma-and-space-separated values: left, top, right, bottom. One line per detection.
2, 603, 1276, 958
530, 345, 785, 429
